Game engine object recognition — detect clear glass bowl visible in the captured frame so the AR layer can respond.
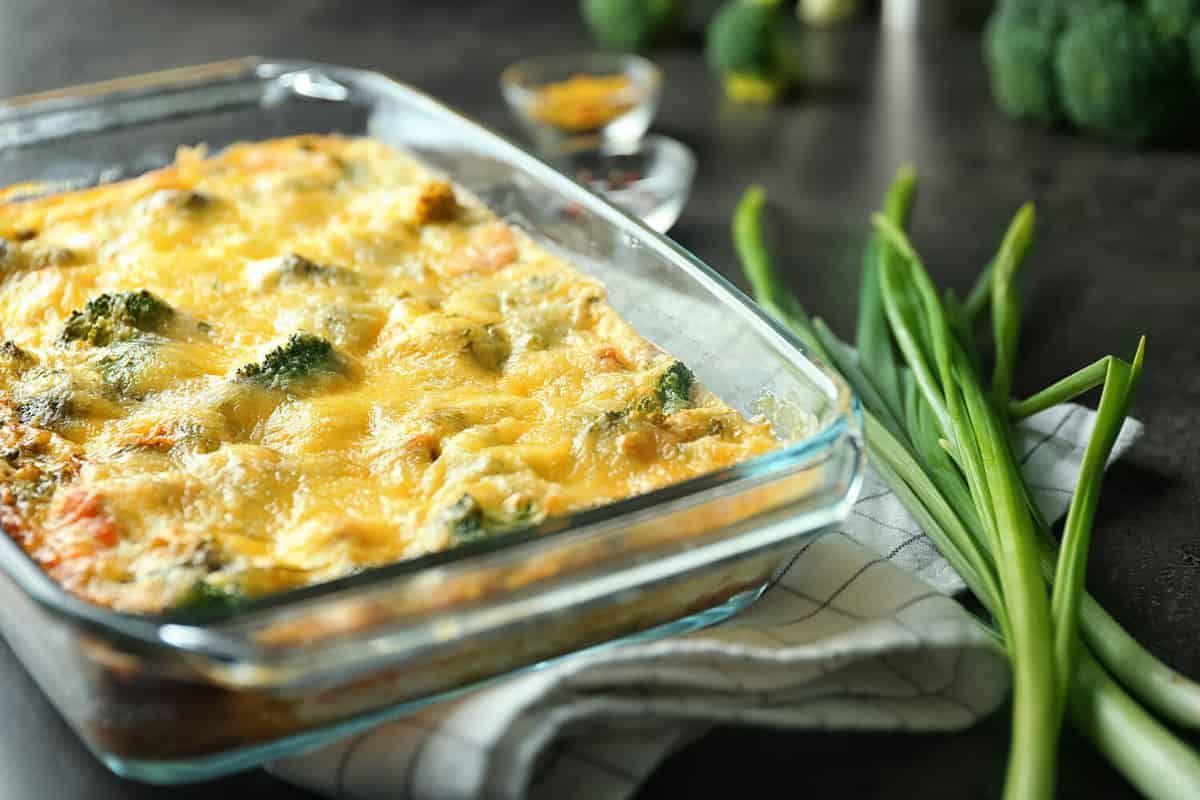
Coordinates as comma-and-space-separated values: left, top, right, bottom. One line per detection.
499, 51, 662, 150
543, 133, 696, 233
0, 58, 863, 784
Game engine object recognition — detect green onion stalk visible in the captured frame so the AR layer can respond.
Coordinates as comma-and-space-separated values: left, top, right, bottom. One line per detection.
732, 176, 1200, 799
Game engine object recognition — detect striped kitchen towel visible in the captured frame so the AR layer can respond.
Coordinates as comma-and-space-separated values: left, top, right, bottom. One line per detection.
271, 403, 1140, 800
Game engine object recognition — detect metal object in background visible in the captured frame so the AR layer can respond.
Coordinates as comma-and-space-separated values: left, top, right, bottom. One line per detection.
881, 0, 993, 31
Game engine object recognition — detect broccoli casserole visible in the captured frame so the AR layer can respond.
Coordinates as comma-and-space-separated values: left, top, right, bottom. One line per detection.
0, 135, 777, 614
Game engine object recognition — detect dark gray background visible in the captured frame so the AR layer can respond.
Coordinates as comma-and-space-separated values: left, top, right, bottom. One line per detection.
0, 2, 1196, 798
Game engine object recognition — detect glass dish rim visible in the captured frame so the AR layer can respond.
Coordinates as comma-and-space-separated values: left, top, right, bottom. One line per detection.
0, 56, 859, 652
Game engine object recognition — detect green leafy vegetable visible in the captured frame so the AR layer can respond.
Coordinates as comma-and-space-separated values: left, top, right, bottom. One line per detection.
59, 290, 175, 347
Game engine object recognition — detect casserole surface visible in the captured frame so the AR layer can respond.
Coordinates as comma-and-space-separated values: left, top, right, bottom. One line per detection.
0, 134, 778, 613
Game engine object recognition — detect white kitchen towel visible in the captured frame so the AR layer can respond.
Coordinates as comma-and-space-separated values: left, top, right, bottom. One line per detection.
271, 403, 1141, 800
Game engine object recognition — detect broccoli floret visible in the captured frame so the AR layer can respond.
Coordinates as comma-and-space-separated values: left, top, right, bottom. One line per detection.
60, 290, 174, 347
622, 361, 696, 421
580, 0, 683, 50
705, 0, 796, 104
15, 388, 74, 430
172, 580, 243, 620
246, 253, 358, 291
444, 494, 536, 545
235, 332, 348, 392
656, 360, 695, 413
1055, 5, 1192, 144
275, 253, 357, 285
12, 367, 82, 430
984, 8, 1064, 124
445, 494, 488, 543
464, 324, 511, 371
93, 340, 155, 398
0, 341, 34, 373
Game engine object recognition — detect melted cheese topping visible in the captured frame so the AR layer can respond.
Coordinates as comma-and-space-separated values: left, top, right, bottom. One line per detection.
0, 136, 777, 613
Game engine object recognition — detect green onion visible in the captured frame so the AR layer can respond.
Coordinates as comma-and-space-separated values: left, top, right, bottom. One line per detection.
963, 258, 995, 325
855, 164, 915, 426
731, 173, 1200, 798
1050, 339, 1143, 698
987, 204, 1034, 408
1010, 356, 1111, 421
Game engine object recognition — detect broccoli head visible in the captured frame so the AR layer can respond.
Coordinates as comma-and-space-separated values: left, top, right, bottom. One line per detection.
1055, 5, 1192, 144
984, 8, 1063, 124
705, 0, 796, 103
235, 332, 348, 393
580, 0, 683, 50
60, 290, 174, 347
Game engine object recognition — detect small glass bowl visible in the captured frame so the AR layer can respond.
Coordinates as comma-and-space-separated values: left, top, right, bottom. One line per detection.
543, 134, 696, 233
500, 52, 662, 150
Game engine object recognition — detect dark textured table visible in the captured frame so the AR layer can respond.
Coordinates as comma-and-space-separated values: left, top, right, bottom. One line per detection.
1, 2, 1197, 798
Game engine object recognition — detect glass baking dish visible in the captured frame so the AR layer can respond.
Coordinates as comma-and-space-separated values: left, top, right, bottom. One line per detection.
0, 58, 863, 783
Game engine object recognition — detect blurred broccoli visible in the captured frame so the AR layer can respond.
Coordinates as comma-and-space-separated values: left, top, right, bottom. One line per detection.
983, 0, 1197, 144
1147, 0, 1200, 39
984, 8, 1064, 124
580, 0, 684, 50
235, 332, 348, 393
1191, 21, 1200, 82
1055, 4, 1192, 144
1145, 0, 1200, 82
172, 580, 243, 620
60, 290, 174, 347
705, 0, 796, 103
